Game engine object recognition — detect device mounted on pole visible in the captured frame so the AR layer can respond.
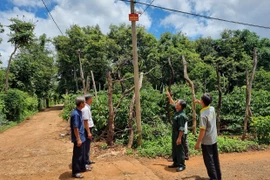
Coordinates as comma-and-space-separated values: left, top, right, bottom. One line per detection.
129, 13, 139, 21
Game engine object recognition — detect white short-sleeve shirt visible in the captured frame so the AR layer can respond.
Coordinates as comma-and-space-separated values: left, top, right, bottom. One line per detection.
82, 104, 94, 128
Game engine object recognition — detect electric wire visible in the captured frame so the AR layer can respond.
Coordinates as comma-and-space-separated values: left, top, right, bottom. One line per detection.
120, 0, 270, 30
40, 0, 64, 35
140, 0, 155, 16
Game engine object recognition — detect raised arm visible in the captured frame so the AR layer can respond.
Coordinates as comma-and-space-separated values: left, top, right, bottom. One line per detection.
166, 91, 175, 105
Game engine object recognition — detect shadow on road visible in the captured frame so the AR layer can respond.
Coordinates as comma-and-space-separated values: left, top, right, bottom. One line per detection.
182, 175, 209, 180
59, 171, 73, 180
39, 105, 64, 112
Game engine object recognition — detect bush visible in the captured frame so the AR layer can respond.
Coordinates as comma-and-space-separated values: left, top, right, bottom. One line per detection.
0, 89, 38, 122
251, 116, 270, 144
217, 136, 260, 152
60, 94, 79, 121
137, 128, 261, 158
0, 98, 7, 126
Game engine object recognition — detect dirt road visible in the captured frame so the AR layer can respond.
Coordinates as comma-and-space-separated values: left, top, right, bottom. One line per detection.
0, 105, 269, 180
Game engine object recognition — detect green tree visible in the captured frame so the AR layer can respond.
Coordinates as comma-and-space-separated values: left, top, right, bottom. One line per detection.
0, 23, 4, 63
258, 38, 270, 70
5, 18, 35, 92
54, 25, 110, 94
9, 34, 56, 107
0, 23, 4, 91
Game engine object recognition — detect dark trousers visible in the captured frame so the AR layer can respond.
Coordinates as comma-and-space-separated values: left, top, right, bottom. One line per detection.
72, 142, 86, 175
183, 134, 189, 158
201, 143, 222, 180
172, 132, 185, 168
84, 128, 93, 165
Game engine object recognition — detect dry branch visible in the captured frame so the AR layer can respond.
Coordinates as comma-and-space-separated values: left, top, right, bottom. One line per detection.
242, 48, 257, 140
182, 55, 197, 134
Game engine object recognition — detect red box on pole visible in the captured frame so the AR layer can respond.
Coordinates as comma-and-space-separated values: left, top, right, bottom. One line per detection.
129, 13, 139, 21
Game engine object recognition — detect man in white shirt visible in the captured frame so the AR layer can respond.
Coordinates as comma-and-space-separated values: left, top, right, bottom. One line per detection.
82, 94, 95, 166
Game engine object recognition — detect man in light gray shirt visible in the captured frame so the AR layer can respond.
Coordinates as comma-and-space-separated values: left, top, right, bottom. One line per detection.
195, 93, 221, 180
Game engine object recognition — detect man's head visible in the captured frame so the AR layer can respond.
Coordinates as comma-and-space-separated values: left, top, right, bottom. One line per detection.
75, 96, 85, 110
84, 94, 93, 105
200, 93, 212, 107
175, 99, 186, 111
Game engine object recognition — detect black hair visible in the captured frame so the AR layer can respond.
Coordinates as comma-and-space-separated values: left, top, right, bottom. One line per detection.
84, 94, 92, 101
201, 93, 212, 106
178, 99, 187, 109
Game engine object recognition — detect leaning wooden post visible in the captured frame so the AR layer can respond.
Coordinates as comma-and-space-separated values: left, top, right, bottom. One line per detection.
107, 72, 114, 146
127, 72, 144, 148
77, 49, 86, 94
182, 55, 197, 135
91, 70, 98, 103
242, 48, 257, 140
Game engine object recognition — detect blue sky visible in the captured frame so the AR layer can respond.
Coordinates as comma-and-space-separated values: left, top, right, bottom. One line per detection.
1, 0, 270, 67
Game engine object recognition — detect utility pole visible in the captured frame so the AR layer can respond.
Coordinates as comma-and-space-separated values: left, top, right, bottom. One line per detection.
130, 0, 142, 146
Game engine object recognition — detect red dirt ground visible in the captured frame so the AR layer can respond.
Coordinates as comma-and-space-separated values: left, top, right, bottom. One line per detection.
0, 105, 269, 180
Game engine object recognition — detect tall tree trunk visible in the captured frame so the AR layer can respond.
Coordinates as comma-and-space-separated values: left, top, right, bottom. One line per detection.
216, 66, 222, 135
46, 97, 49, 108
107, 72, 114, 146
182, 55, 197, 135
242, 48, 257, 140
86, 75, 90, 92
91, 71, 98, 103
5, 46, 18, 93
127, 72, 144, 148
74, 66, 78, 92
78, 52, 86, 94
167, 57, 174, 125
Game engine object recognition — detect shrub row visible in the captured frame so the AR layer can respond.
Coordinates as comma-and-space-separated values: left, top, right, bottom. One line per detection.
0, 89, 38, 125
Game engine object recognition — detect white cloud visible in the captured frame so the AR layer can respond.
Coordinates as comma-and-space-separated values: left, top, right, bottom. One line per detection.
9, 0, 43, 7
1, 0, 270, 67
154, 0, 192, 13
160, 0, 270, 39
0, 0, 152, 67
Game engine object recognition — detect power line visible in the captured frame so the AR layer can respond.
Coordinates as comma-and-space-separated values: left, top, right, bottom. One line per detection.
120, 0, 270, 30
140, 0, 155, 17
40, 0, 64, 35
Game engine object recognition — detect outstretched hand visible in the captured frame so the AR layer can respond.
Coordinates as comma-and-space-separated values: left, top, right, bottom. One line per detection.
194, 99, 201, 104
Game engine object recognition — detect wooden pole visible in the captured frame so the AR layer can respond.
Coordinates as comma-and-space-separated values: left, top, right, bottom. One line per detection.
130, 0, 142, 146
182, 55, 197, 135
91, 71, 98, 103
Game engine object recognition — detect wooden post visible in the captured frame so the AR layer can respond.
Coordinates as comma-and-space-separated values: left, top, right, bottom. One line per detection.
242, 48, 257, 140
127, 72, 144, 148
77, 49, 86, 94
182, 55, 197, 135
107, 72, 114, 146
91, 71, 98, 103
130, 0, 142, 146
216, 65, 222, 135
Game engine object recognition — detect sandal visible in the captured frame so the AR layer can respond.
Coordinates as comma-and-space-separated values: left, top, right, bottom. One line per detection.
85, 164, 92, 171
72, 173, 84, 178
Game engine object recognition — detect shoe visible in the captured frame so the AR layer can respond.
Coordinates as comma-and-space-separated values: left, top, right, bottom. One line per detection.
176, 167, 186, 172
89, 161, 95, 164
185, 157, 189, 160
84, 164, 92, 171
72, 173, 84, 178
168, 164, 179, 168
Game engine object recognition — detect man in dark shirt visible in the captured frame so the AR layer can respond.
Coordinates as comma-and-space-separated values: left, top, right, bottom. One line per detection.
70, 96, 88, 178
166, 91, 188, 172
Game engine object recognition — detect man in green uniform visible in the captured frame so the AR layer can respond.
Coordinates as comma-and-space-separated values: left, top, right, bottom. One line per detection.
166, 91, 187, 172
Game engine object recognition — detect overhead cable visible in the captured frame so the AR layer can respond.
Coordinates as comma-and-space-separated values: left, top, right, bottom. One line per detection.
120, 0, 270, 30
40, 0, 64, 35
